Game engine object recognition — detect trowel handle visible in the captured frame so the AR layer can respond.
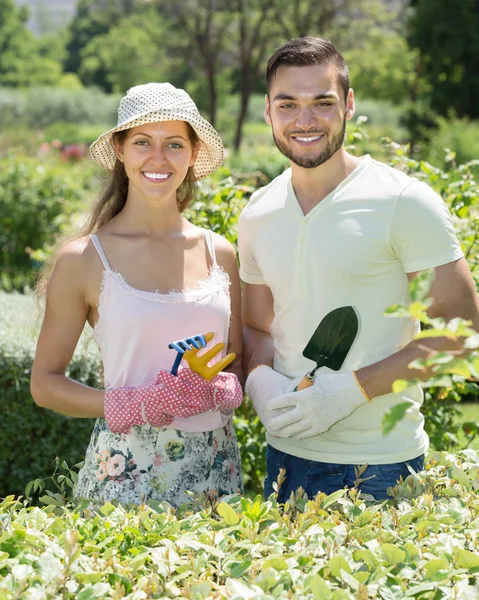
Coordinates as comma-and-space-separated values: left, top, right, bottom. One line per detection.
295, 369, 317, 391
297, 375, 313, 391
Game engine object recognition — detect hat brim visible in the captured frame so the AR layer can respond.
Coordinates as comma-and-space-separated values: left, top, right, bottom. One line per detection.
90, 108, 224, 180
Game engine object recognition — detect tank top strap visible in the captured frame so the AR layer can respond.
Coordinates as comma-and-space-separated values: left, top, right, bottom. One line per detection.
204, 229, 217, 266
90, 233, 112, 271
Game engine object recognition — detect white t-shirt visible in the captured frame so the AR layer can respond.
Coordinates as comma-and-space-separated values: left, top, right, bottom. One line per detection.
238, 155, 464, 464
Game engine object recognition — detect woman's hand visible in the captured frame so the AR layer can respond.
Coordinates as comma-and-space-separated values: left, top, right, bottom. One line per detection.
156, 366, 243, 412
104, 367, 243, 434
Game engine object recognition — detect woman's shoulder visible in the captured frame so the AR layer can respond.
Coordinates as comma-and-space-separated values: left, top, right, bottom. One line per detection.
52, 235, 100, 283
208, 231, 239, 278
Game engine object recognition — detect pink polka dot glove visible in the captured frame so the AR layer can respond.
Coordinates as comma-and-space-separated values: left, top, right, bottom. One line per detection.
156, 366, 243, 412
104, 379, 173, 434
104, 368, 233, 434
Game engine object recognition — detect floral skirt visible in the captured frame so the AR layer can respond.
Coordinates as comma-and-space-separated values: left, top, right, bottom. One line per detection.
74, 418, 243, 507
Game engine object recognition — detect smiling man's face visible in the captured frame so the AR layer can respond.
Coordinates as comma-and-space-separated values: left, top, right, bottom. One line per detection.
265, 64, 355, 169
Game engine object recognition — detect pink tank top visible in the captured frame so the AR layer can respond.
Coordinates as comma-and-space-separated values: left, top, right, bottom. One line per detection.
90, 230, 233, 432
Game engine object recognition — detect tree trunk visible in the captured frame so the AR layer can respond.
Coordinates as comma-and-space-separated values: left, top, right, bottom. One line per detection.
233, 81, 250, 151
206, 64, 217, 127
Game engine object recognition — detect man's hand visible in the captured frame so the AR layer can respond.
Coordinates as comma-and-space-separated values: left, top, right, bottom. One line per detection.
267, 371, 370, 438
245, 365, 295, 430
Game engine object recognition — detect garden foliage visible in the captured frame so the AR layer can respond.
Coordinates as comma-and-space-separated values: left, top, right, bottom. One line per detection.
0, 158, 83, 291
1, 450, 479, 598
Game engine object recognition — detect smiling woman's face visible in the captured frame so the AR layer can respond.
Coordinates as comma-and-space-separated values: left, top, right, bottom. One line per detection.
115, 120, 198, 202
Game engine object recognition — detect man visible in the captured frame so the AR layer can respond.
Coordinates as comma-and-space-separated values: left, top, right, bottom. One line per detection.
238, 36, 479, 502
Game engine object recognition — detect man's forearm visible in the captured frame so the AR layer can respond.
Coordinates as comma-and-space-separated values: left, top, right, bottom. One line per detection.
356, 335, 465, 399
243, 325, 275, 375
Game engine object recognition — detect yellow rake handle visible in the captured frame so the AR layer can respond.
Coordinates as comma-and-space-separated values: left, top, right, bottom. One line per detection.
183, 332, 236, 381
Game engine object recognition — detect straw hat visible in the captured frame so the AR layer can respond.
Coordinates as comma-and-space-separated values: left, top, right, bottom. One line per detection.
90, 82, 224, 179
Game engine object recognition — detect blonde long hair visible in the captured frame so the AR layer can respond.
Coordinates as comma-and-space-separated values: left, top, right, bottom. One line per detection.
36, 125, 199, 298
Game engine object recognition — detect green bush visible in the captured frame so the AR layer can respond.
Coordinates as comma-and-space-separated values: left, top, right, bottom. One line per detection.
425, 116, 479, 176
42, 122, 110, 146
1, 450, 479, 598
0, 86, 119, 129
0, 292, 100, 498
0, 349, 98, 499
0, 157, 85, 291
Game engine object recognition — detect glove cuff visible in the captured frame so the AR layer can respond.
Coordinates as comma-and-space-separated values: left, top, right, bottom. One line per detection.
245, 365, 275, 400
352, 371, 371, 402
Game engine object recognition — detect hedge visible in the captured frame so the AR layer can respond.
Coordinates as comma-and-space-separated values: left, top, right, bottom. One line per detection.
1, 450, 479, 598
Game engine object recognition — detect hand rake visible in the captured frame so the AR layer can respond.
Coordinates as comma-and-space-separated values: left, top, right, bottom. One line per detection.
169, 332, 236, 380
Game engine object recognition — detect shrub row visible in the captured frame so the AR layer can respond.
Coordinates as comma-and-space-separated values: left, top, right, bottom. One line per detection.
0, 87, 119, 129
1, 450, 479, 598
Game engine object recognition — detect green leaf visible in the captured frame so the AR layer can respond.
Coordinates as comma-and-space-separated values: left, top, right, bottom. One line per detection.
381, 543, 406, 566
217, 502, 240, 525
409, 270, 435, 302
451, 465, 471, 489
38, 495, 63, 507
329, 556, 352, 578
190, 582, 212, 598
75, 573, 104, 584
405, 582, 438, 596
320, 488, 348, 509
262, 558, 288, 571
108, 574, 132, 594
226, 578, 262, 598
230, 560, 252, 578
310, 573, 332, 599
423, 558, 449, 579
340, 569, 360, 590
99, 502, 116, 516
392, 379, 410, 394
382, 401, 413, 435
455, 549, 479, 569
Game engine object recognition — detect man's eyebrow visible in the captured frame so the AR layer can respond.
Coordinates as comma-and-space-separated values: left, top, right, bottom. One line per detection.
273, 92, 338, 101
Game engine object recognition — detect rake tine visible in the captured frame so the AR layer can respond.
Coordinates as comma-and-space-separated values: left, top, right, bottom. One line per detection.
169, 333, 211, 376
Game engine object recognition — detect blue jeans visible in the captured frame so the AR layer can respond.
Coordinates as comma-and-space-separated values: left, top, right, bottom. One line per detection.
264, 445, 424, 502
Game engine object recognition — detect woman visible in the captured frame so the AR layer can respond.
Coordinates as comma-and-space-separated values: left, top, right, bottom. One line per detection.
31, 83, 244, 506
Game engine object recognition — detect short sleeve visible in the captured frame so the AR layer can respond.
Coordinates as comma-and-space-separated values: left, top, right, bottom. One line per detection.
238, 204, 266, 285
389, 180, 464, 273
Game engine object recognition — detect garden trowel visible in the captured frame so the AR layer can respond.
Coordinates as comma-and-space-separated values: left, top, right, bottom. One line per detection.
296, 306, 359, 391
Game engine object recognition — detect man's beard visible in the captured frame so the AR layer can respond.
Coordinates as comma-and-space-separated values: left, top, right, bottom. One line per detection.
272, 117, 346, 169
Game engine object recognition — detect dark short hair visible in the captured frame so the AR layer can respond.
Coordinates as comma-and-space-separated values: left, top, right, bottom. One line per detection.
266, 36, 350, 103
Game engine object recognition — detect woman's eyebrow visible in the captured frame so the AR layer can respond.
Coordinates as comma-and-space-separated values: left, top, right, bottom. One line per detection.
129, 132, 187, 141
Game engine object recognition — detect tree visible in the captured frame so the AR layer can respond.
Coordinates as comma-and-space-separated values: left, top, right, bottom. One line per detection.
408, 0, 479, 119
270, 0, 354, 39
64, 0, 142, 89
79, 11, 171, 93
231, 0, 277, 150
157, 0, 235, 127
0, 0, 63, 86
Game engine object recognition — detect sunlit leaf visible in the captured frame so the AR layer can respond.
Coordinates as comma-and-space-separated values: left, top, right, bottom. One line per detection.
217, 502, 240, 525
310, 573, 332, 599
423, 558, 449, 579
382, 401, 413, 435
409, 270, 435, 302
381, 543, 406, 566
455, 549, 479, 569
262, 558, 288, 571
320, 488, 348, 509
329, 556, 351, 578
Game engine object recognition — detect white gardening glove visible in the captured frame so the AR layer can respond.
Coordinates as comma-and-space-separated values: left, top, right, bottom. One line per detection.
267, 371, 371, 439
245, 365, 296, 430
